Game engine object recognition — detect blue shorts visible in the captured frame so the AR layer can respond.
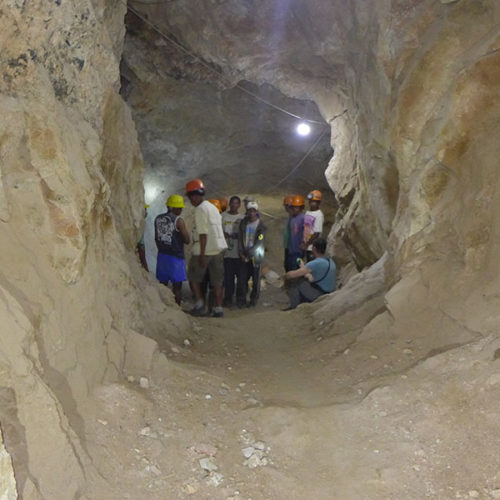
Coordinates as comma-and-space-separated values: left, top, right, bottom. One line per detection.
156, 253, 187, 284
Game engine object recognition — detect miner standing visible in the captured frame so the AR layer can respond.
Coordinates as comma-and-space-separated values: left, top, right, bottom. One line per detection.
186, 179, 227, 317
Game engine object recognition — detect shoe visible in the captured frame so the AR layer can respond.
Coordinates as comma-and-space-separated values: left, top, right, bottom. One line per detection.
211, 310, 224, 318
248, 299, 257, 307
237, 302, 246, 309
189, 305, 205, 317
281, 306, 295, 311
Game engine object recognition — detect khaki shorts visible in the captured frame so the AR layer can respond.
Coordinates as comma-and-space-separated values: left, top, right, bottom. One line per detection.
188, 253, 224, 286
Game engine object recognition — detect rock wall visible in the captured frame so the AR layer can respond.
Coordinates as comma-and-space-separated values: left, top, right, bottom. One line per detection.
0, 1, 188, 497
127, 0, 499, 278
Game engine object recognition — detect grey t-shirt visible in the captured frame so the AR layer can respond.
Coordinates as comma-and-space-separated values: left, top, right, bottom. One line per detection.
222, 212, 243, 259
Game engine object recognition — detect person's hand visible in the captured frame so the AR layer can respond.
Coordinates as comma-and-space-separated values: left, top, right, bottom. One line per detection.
199, 255, 207, 268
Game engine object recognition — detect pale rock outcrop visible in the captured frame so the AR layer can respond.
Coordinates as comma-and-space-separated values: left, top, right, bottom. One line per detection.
0, 425, 16, 500
0, 1, 188, 496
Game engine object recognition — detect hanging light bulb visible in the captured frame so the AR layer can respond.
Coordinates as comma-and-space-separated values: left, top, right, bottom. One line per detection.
296, 122, 311, 136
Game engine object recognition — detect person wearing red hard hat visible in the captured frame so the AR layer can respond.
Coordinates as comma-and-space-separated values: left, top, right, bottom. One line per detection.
185, 179, 227, 317
303, 189, 324, 262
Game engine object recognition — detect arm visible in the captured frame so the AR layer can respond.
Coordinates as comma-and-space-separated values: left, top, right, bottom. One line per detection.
309, 232, 321, 245
194, 206, 208, 267
176, 217, 190, 244
285, 262, 310, 280
199, 234, 207, 267
238, 219, 247, 260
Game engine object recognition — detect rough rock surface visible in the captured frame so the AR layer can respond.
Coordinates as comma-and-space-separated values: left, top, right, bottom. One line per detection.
1, 0, 500, 498
0, 1, 188, 497
126, 0, 500, 276
0, 425, 16, 500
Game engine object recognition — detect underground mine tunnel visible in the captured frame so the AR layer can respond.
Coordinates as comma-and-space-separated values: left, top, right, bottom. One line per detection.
1, 1, 500, 499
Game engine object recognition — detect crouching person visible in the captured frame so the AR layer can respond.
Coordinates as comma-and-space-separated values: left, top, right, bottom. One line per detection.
283, 237, 335, 310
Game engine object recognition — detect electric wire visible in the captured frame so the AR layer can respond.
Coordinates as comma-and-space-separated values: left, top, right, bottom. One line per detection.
126, 3, 326, 125
266, 127, 329, 192
125, 2, 332, 197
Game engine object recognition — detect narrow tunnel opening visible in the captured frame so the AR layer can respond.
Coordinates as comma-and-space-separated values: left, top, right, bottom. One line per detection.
121, 6, 349, 292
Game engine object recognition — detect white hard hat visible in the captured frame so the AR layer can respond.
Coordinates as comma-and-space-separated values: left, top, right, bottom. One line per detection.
246, 201, 259, 210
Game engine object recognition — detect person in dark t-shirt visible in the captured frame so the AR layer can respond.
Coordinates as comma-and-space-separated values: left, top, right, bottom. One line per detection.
155, 195, 190, 305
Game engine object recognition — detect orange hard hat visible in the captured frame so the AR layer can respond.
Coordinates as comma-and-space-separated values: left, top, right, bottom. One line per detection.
290, 194, 305, 207
283, 195, 294, 206
185, 178, 205, 195
219, 197, 228, 212
209, 199, 222, 212
307, 189, 322, 201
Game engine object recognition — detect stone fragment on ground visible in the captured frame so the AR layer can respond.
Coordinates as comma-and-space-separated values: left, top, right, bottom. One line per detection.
192, 443, 218, 456
240, 430, 270, 468
206, 471, 224, 487
199, 457, 218, 472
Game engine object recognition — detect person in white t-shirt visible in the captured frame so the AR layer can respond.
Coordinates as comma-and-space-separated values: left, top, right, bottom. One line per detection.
185, 179, 227, 317
303, 189, 324, 262
238, 201, 266, 307
221, 196, 244, 307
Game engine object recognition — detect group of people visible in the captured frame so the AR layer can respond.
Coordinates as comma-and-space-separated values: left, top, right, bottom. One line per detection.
152, 179, 266, 317
146, 178, 336, 317
281, 191, 336, 310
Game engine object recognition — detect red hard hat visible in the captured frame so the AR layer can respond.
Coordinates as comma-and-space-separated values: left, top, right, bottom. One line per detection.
290, 194, 305, 207
185, 179, 205, 195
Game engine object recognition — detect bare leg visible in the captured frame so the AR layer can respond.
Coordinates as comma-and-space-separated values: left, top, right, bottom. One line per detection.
190, 282, 203, 302
173, 282, 182, 305
214, 285, 223, 308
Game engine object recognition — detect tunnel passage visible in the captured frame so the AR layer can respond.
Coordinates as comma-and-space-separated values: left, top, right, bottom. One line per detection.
1, 0, 500, 498
122, 7, 360, 277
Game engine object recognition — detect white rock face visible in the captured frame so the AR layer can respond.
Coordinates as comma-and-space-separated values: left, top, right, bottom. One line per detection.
0, 1, 189, 497
0, 425, 16, 500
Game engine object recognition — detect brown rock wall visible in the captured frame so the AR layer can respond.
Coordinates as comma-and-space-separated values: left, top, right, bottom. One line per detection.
0, 1, 189, 496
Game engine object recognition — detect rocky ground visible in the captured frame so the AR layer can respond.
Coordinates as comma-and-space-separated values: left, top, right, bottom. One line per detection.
81, 274, 500, 500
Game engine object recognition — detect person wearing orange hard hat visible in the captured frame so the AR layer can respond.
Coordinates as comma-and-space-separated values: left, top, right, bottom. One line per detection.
185, 179, 227, 317
208, 199, 222, 213
284, 194, 306, 271
219, 197, 228, 213
154, 195, 190, 305
303, 189, 324, 262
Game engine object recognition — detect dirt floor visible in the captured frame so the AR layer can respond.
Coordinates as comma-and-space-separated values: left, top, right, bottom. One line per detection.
81, 272, 500, 500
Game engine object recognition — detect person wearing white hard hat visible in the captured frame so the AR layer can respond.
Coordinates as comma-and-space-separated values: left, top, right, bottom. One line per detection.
237, 201, 266, 307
